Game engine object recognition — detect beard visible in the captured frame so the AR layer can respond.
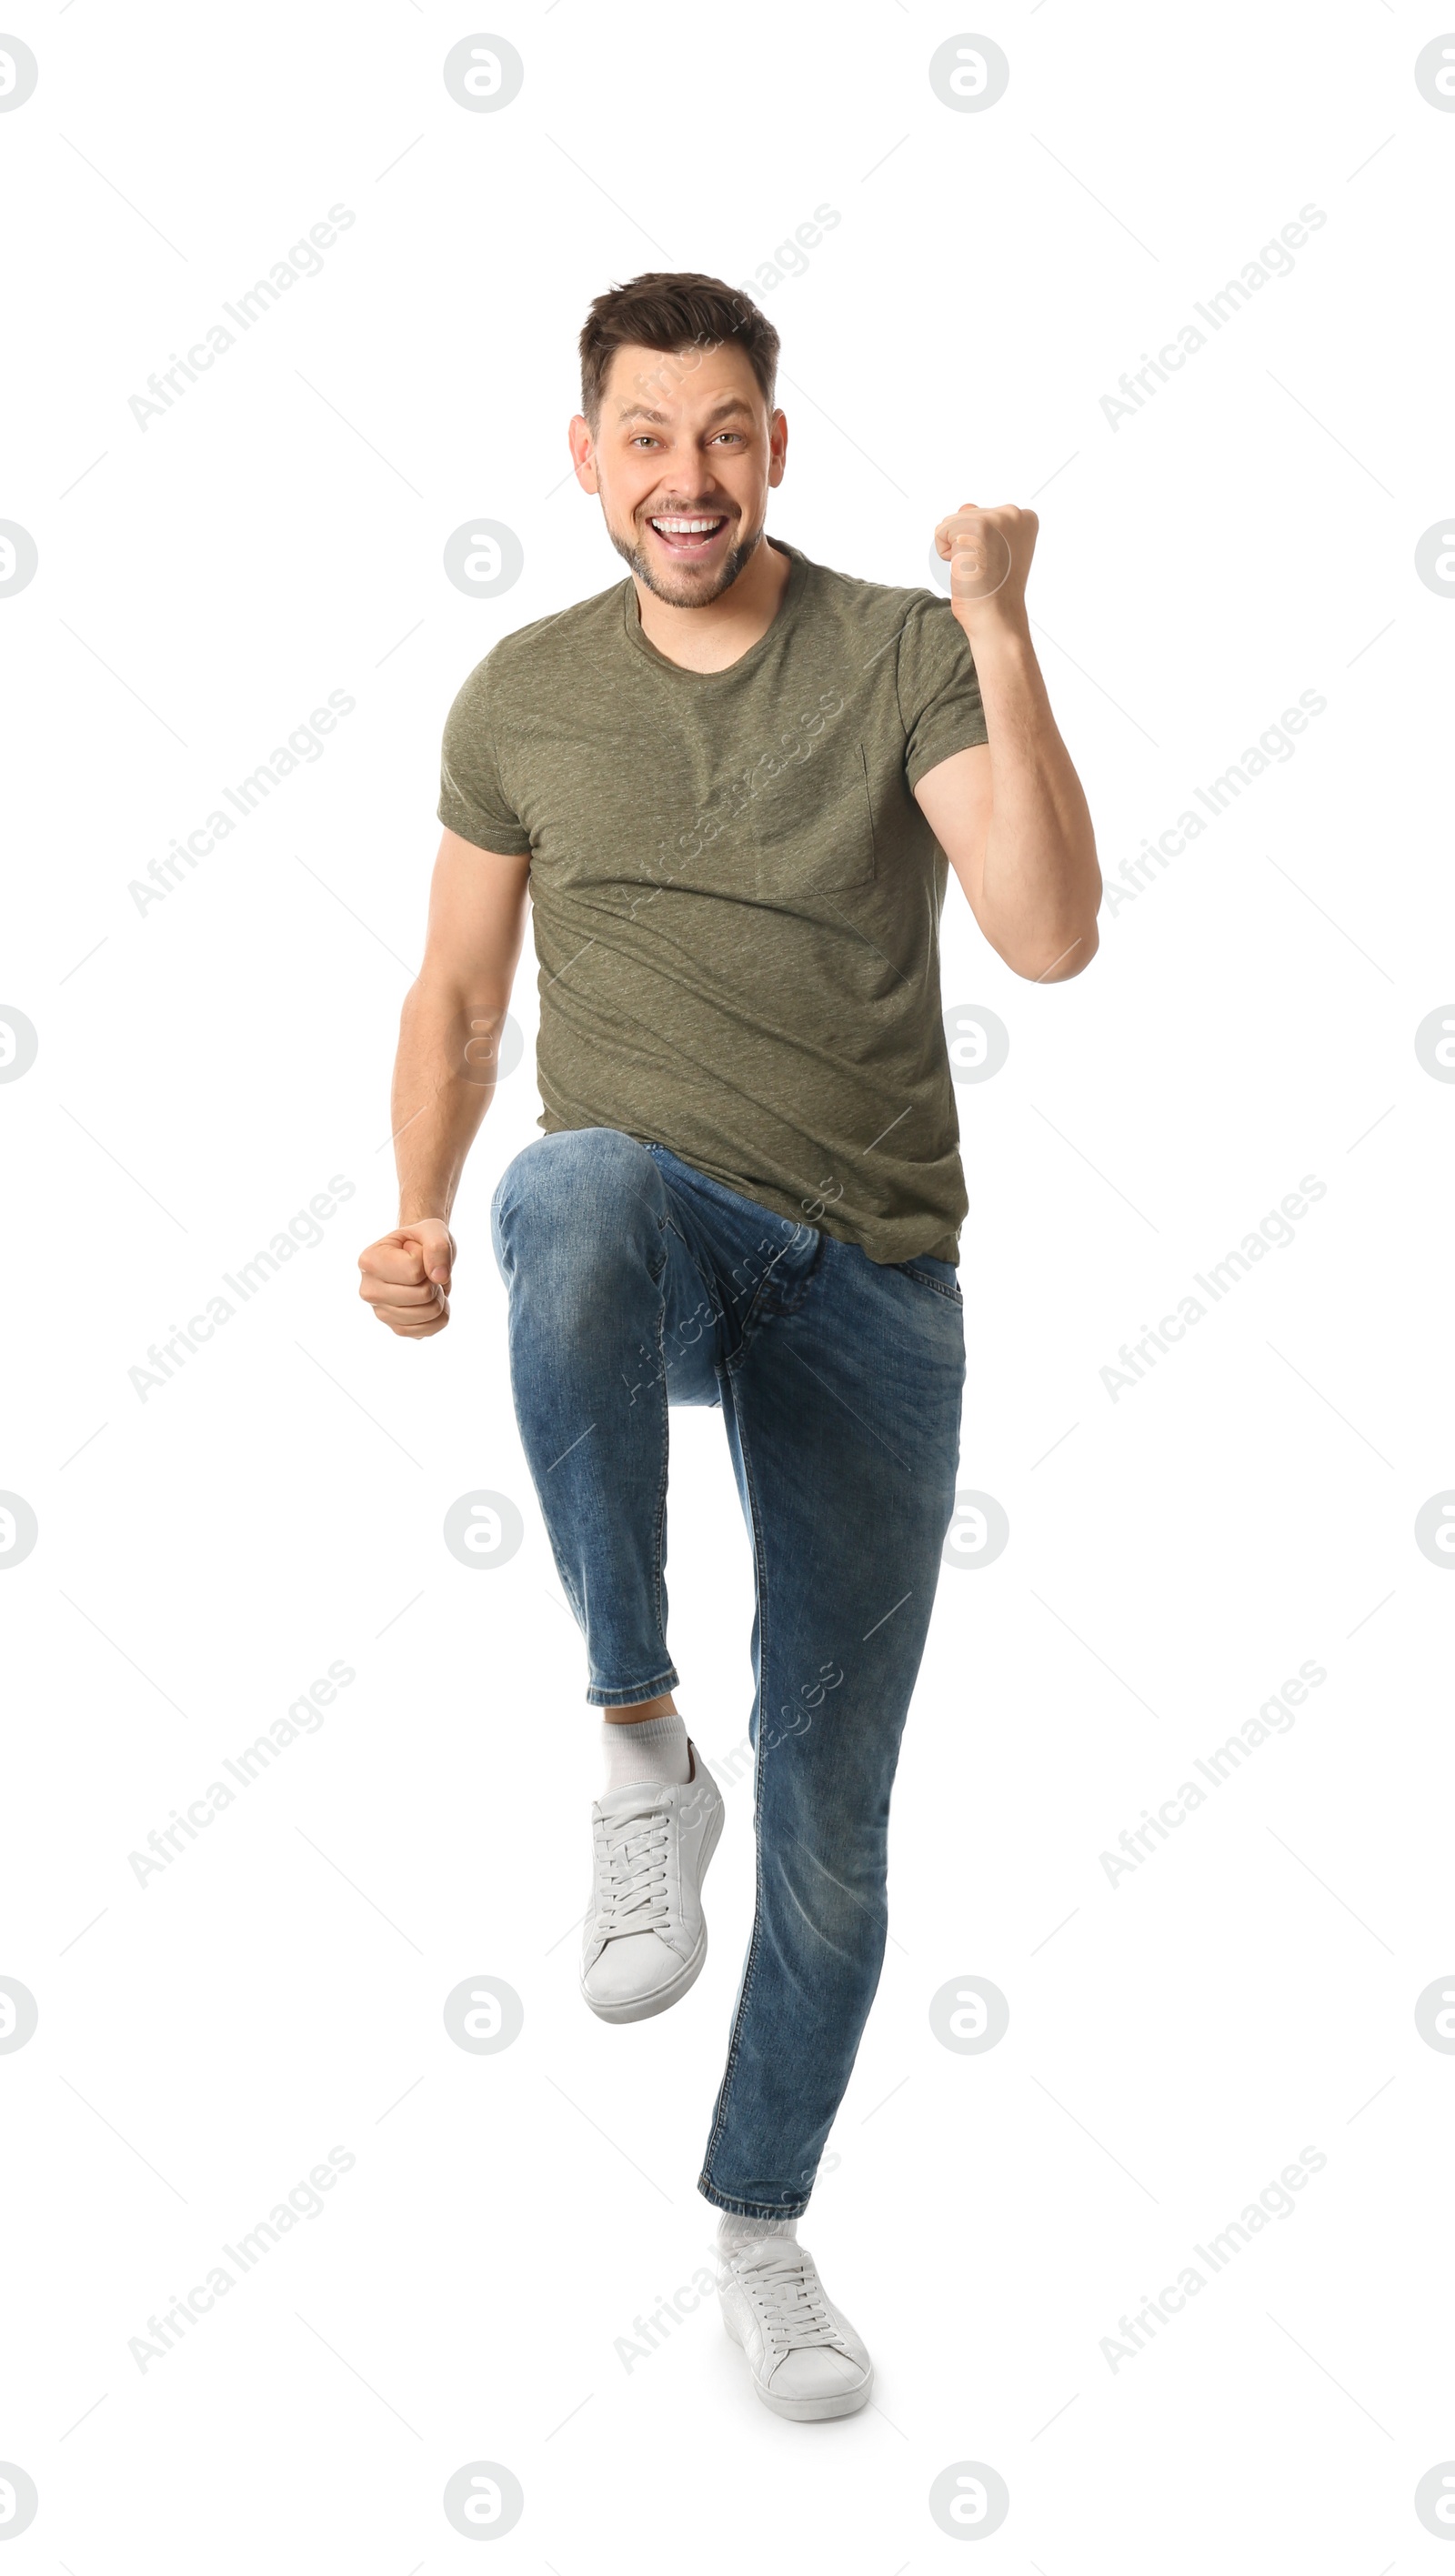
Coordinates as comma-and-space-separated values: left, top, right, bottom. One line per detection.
607, 510, 764, 607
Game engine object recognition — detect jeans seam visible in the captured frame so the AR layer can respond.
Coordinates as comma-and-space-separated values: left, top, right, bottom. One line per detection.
697, 1370, 771, 2197
662, 1215, 728, 1368
697, 2180, 811, 2220
896, 1266, 963, 1306
728, 1225, 821, 1357
588, 1664, 679, 1709
650, 1294, 670, 1648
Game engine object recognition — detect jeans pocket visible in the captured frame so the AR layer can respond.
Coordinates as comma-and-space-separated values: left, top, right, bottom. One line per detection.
893, 1257, 964, 1307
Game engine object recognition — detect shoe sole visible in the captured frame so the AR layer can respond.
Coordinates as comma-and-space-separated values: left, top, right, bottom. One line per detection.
722, 2308, 874, 2420
580, 1790, 725, 2025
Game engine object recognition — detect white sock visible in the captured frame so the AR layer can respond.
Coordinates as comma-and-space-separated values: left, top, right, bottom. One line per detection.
717, 2210, 798, 2254
599, 1710, 690, 1793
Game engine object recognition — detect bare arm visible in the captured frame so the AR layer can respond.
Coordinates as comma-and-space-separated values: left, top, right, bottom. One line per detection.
358, 827, 531, 1338
915, 503, 1101, 984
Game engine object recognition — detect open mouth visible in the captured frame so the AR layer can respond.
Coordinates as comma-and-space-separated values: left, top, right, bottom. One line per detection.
647, 513, 729, 556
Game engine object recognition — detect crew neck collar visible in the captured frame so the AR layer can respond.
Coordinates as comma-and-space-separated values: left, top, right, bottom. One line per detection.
619, 536, 808, 679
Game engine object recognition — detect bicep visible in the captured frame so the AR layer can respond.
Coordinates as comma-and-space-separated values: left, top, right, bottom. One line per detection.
420, 827, 531, 997
912, 743, 994, 916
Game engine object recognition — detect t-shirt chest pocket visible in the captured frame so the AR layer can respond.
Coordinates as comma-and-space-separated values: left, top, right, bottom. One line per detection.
745, 734, 878, 898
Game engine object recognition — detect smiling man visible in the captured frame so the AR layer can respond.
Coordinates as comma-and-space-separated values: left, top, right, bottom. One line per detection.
356, 271, 1099, 2421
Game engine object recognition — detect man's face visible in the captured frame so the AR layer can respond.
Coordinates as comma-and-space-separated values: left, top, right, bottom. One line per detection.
574, 339, 787, 607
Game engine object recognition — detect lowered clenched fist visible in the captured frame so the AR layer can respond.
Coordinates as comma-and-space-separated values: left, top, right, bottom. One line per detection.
358, 1218, 456, 1338
932, 501, 1037, 631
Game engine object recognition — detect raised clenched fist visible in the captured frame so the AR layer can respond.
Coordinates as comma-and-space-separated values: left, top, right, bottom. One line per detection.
357, 1218, 456, 1338
932, 501, 1037, 633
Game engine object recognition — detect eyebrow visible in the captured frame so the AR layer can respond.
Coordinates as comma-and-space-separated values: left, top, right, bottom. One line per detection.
614, 395, 755, 426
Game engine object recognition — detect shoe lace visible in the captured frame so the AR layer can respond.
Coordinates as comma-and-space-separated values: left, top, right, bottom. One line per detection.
594, 1799, 673, 1938
738, 2248, 843, 2352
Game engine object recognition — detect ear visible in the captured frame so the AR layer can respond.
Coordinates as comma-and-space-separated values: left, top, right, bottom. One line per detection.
567, 415, 599, 491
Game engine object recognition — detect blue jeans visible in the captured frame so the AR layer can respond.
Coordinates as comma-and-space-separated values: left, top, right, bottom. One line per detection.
491, 1128, 965, 2217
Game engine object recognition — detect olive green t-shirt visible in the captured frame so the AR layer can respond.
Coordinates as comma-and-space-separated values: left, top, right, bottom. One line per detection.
437, 537, 988, 1266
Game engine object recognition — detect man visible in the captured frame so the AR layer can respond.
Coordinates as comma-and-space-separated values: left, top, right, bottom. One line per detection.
357, 273, 1099, 2421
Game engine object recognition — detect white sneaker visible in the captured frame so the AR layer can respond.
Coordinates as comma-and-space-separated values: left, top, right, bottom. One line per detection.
718, 2235, 874, 2421
579, 1743, 725, 2024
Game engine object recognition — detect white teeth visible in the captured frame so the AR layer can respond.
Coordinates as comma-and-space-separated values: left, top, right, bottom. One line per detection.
651, 517, 723, 534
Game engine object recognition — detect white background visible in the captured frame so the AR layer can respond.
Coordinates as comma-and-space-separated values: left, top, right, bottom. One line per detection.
3, 1, 1454, 2566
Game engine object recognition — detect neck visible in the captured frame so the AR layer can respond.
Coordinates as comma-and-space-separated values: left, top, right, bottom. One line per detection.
632, 536, 792, 673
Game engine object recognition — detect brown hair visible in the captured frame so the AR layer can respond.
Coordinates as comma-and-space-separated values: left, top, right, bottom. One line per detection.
578, 272, 779, 433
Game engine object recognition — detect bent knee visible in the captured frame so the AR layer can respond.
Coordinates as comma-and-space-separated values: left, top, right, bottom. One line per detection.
492, 1128, 663, 1276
